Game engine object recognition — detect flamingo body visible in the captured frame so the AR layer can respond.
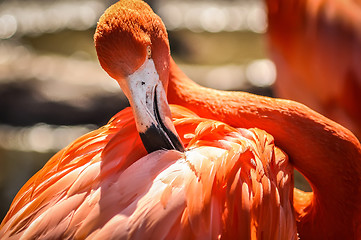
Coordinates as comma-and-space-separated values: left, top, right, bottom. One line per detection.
0, 106, 296, 239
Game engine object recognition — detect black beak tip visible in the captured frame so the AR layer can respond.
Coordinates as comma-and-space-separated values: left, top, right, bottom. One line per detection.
140, 124, 184, 153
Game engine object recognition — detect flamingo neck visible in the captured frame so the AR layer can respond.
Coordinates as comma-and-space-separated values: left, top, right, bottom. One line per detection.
167, 58, 361, 238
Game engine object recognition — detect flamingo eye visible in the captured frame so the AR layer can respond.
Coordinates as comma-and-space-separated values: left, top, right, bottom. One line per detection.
147, 46, 152, 59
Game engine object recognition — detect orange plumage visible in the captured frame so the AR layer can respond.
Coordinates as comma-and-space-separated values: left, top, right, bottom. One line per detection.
0, 106, 296, 239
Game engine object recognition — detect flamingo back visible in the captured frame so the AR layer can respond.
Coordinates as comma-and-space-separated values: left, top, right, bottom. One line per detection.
0, 105, 296, 239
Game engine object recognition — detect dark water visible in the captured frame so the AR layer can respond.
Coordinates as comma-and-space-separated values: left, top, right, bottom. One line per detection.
0, 150, 53, 219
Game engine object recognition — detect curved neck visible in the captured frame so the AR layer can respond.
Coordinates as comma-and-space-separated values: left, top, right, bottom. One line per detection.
167, 58, 361, 238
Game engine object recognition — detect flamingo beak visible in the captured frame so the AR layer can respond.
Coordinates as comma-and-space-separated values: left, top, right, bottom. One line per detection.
125, 58, 184, 153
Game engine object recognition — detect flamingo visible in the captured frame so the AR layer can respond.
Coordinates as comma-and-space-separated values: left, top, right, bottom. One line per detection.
0, 1, 296, 239
0, 0, 360, 239
265, 0, 361, 139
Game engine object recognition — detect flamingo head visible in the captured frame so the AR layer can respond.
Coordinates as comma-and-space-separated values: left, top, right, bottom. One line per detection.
94, 0, 184, 153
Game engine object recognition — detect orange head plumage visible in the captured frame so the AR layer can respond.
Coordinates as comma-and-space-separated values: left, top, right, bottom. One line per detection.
94, 0, 183, 153
94, 0, 170, 90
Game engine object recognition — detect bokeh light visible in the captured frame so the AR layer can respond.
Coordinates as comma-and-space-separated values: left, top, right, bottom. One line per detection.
158, 1, 266, 33
0, 1, 105, 38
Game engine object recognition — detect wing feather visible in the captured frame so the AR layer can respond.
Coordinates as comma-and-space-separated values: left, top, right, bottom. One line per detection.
1, 106, 297, 239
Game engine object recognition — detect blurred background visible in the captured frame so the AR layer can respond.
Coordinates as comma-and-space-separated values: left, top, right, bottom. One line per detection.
0, 0, 311, 220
